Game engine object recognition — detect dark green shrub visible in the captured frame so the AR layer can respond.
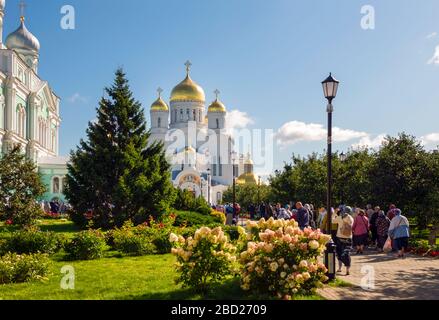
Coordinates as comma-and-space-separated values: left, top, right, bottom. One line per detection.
174, 211, 221, 227
112, 222, 155, 256
223, 226, 240, 241
152, 232, 172, 254
0, 227, 62, 255
173, 189, 212, 215
64, 230, 107, 260
0, 252, 51, 284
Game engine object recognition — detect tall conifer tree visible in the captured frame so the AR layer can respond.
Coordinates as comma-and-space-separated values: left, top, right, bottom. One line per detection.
65, 69, 175, 228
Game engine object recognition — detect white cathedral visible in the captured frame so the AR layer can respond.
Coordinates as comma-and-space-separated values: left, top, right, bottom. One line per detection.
0, 0, 68, 202
149, 61, 258, 205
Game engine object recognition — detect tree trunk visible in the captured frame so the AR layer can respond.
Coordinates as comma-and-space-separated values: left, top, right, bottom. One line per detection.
428, 223, 439, 246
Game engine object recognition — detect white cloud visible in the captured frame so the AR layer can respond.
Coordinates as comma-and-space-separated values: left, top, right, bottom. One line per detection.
426, 32, 437, 39
275, 121, 368, 146
351, 134, 387, 150
225, 110, 254, 132
421, 133, 439, 148
427, 45, 439, 65
68, 93, 88, 104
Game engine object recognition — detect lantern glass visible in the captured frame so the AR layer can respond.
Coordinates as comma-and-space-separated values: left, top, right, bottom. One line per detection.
322, 73, 340, 101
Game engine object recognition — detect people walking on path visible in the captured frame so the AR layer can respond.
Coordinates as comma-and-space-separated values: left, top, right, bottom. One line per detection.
388, 209, 410, 258
366, 204, 374, 219
333, 207, 354, 275
376, 210, 391, 252
320, 207, 338, 241
352, 209, 369, 254
369, 206, 380, 248
296, 202, 310, 230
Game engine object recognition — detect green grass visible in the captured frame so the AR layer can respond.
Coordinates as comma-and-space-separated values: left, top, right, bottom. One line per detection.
0, 218, 323, 300
0, 253, 323, 300
327, 279, 353, 288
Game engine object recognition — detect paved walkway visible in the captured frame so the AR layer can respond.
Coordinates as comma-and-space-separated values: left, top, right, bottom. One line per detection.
318, 251, 439, 300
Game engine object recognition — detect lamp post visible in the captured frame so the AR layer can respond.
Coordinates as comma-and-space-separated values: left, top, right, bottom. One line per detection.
322, 72, 340, 281
339, 152, 347, 206
257, 176, 261, 204
207, 168, 211, 205
231, 151, 237, 221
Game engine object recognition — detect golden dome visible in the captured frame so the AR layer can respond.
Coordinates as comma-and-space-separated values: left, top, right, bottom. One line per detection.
236, 173, 258, 185
170, 75, 205, 102
170, 61, 205, 102
244, 158, 254, 165
151, 88, 169, 111
151, 97, 169, 111
208, 99, 226, 113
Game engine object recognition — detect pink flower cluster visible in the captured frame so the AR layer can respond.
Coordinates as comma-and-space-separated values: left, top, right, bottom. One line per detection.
239, 219, 330, 298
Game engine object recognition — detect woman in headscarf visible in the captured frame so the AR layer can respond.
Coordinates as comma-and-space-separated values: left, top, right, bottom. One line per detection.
333, 206, 354, 275
352, 209, 369, 254
388, 209, 410, 258
376, 210, 391, 252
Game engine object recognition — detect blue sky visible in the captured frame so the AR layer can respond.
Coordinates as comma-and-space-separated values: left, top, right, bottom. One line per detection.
3, 0, 439, 175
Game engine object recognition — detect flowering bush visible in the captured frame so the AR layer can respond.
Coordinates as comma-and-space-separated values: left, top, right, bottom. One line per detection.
0, 252, 51, 284
112, 221, 156, 256
239, 218, 330, 299
64, 229, 107, 260
211, 210, 226, 225
408, 238, 439, 258
0, 227, 63, 255
170, 226, 238, 292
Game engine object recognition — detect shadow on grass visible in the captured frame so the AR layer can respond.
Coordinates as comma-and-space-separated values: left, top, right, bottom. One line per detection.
123, 278, 322, 301
125, 278, 249, 300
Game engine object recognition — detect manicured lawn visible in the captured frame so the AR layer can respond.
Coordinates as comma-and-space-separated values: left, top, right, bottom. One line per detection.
0, 219, 324, 300
0, 253, 323, 300
0, 219, 81, 237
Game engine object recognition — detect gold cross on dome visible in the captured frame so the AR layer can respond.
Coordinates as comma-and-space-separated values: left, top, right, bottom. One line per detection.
19, 0, 27, 21
157, 87, 163, 98
214, 89, 220, 100
184, 60, 192, 75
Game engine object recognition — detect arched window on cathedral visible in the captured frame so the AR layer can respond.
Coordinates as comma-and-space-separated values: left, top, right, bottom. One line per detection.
16, 105, 26, 138
158, 117, 161, 128
61, 177, 67, 194
216, 118, 219, 129
53, 177, 60, 194
186, 108, 190, 120
193, 110, 196, 121
180, 109, 183, 121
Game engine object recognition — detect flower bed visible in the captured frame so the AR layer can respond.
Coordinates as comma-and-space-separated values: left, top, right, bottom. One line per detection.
239, 218, 330, 299
170, 226, 238, 292
408, 238, 439, 258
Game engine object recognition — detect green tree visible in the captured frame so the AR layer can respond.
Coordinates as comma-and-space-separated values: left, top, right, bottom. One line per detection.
173, 188, 212, 215
368, 133, 431, 220
0, 146, 45, 227
222, 183, 272, 211
65, 69, 175, 229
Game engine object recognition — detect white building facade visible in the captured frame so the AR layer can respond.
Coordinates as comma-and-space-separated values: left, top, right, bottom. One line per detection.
0, 1, 67, 201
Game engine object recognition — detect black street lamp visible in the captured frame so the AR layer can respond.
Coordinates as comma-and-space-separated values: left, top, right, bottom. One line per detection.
257, 176, 261, 204
322, 72, 340, 281
231, 151, 237, 220
207, 168, 211, 205
339, 152, 347, 205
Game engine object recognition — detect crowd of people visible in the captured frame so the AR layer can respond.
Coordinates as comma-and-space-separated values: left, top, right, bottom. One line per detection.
39, 199, 70, 215
219, 201, 410, 276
